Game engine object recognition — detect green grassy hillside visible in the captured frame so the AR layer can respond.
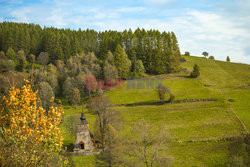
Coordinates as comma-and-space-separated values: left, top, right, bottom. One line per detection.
61, 56, 250, 166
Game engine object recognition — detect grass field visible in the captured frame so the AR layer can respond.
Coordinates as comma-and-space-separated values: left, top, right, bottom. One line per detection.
60, 55, 250, 166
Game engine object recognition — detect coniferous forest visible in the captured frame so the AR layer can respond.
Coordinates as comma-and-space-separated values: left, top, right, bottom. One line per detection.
0, 22, 181, 74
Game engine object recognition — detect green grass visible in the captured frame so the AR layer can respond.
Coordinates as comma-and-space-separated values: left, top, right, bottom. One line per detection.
60, 55, 250, 166
167, 141, 230, 167
226, 89, 250, 130
117, 101, 243, 141
72, 155, 96, 167
182, 55, 250, 129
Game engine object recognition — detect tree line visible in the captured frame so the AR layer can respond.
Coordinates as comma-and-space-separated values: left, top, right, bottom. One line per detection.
0, 22, 184, 106
0, 22, 182, 74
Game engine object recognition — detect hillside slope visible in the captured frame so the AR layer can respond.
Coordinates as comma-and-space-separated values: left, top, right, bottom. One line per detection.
62, 56, 250, 166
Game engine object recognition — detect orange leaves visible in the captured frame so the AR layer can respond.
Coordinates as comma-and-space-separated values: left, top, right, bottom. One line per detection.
0, 80, 64, 152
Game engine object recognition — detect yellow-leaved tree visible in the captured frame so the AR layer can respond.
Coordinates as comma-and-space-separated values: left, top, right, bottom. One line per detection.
0, 80, 67, 166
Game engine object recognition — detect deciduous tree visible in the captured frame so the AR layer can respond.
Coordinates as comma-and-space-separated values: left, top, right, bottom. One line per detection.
87, 96, 123, 167
202, 51, 209, 58
37, 81, 54, 109
119, 120, 173, 167
71, 88, 81, 105
209, 56, 215, 60
0, 80, 64, 166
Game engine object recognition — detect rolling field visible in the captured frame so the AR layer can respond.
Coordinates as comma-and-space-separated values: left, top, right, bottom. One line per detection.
61, 55, 250, 166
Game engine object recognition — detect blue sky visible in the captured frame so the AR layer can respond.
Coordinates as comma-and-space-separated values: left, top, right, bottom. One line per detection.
1, 0, 250, 64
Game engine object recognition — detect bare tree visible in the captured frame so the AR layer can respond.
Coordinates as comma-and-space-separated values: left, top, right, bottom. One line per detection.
87, 96, 122, 148
119, 119, 174, 167
36, 81, 54, 110
87, 96, 123, 167
71, 88, 81, 105
38, 52, 49, 71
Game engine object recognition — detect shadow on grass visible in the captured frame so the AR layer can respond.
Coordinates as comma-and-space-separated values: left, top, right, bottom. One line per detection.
117, 98, 217, 107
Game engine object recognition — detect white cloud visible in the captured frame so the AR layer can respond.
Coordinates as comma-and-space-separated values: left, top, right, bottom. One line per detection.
46, 9, 67, 27
170, 10, 250, 64
86, 9, 250, 64
10, 8, 31, 22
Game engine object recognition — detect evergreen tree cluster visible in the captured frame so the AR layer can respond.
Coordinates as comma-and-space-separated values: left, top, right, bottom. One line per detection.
0, 22, 182, 74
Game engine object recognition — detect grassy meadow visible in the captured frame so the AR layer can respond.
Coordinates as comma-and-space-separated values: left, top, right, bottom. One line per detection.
60, 55, 250, 166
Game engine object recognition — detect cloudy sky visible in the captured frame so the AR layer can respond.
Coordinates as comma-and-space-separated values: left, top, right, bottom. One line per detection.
1, 0, 250, 64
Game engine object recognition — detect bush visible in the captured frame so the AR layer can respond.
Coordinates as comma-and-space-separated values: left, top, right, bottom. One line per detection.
169, 94, 175, 103
227, 134, 249, 166
157, 84, 169, 101
190, 64, 200, 78
180, 56, 186, 62
209, 56, 215, 60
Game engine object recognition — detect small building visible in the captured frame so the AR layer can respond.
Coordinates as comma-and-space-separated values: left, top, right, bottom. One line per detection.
74, 111, 95, 153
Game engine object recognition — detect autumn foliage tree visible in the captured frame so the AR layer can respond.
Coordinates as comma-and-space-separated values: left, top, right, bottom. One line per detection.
0, 80, 65, 166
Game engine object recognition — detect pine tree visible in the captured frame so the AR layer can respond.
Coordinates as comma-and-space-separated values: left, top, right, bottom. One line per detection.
190, 64, 200, 78
227, 56, 230, 62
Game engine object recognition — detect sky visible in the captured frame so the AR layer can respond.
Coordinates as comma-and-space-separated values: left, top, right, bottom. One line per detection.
1, 0, 250, 64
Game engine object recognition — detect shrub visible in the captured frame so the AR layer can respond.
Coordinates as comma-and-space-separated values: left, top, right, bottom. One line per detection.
180, 56, 186, 62
169, 94, 175, 103
157, 84, 169, 101
227, 134, 249, 166
209, 56, 215, 60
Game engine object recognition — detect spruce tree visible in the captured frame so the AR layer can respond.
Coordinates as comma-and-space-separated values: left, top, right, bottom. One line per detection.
134, 60, 145, 74
113, 44, 131, 78
6, 47, 16, 61
190, 64, 200, 78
